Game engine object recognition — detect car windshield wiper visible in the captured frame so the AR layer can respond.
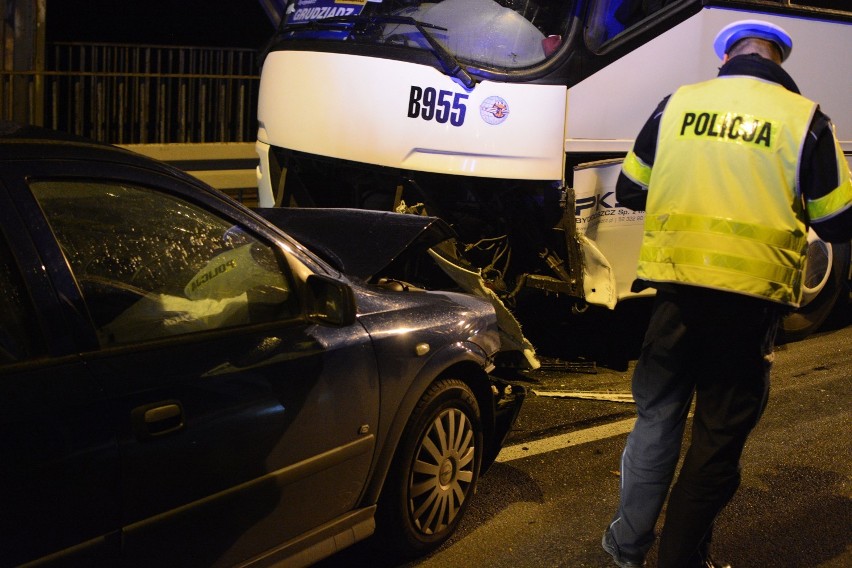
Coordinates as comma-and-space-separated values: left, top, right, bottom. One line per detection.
268, 15, 476, 89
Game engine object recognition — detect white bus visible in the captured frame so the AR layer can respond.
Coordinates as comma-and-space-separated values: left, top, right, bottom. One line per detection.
255, 0, 851, 346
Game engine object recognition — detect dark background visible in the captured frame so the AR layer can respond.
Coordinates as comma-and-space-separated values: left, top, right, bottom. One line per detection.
46, 0, 275, 48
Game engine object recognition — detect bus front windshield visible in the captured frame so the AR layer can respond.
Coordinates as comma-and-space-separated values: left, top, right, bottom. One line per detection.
277, 0, 576, 70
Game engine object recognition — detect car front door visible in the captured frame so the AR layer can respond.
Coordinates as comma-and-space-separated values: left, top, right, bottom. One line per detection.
22, 172, 381, 567
0, 183, 121, 566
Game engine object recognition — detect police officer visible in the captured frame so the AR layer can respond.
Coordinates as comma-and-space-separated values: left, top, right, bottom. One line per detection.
601, 19, 852, 568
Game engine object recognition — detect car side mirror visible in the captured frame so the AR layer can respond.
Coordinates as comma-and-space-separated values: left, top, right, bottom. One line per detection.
305, 274, 357, 326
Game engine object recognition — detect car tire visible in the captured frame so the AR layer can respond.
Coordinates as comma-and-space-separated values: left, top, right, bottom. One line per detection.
377, 378, 483, 558
782, 240, 850, 341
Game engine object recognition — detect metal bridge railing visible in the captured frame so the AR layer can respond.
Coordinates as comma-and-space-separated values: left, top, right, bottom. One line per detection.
2, 42, 261, 145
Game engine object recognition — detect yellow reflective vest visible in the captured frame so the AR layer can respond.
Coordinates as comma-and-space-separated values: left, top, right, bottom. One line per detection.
637, 76, 817, 306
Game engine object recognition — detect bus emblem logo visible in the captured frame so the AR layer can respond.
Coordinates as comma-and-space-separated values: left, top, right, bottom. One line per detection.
480, 96, 510, 125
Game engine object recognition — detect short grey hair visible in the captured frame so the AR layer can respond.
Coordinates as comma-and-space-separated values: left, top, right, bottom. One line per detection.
727, 37, 783, 63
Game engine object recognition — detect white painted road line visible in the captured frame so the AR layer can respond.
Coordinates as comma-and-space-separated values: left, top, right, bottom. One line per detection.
495, 418, 637, 463
532, 390, 635, 403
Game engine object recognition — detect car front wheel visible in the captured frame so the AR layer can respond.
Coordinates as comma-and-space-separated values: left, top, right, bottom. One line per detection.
377, 378, 483, 557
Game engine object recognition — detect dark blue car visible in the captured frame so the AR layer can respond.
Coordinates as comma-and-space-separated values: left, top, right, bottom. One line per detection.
0, 123, 524, 567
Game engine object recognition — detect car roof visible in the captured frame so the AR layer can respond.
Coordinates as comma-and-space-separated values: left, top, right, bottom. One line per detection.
0, 122, 338, 276
0, 121, 198, 183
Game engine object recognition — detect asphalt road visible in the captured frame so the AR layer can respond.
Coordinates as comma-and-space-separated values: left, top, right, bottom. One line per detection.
322, 302, 851, 568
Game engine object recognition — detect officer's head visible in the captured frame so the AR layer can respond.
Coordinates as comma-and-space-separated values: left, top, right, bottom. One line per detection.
713, 20, 793, 65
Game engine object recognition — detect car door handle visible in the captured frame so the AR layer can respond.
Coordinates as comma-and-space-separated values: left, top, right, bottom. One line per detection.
131, 401, 185, 440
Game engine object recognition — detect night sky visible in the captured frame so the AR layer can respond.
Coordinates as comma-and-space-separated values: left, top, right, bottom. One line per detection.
46, 0, 275, 49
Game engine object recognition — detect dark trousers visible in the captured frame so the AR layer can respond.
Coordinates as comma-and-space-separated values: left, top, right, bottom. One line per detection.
608, 285, 781, 567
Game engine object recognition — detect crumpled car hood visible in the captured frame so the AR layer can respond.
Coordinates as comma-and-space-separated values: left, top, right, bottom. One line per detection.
254, 207, 456, 280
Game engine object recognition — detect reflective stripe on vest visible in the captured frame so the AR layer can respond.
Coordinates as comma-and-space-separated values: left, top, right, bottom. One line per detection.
639, 212, 807, 303
638, 76, 816, 306
806, 135, 852, 222
622, 151, 652, 188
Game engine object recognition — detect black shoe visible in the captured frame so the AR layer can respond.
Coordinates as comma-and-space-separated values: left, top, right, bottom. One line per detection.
601, 529, 646, 568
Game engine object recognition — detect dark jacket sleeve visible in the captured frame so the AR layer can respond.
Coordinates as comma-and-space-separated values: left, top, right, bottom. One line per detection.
800, 109, 852, 243
616, 97, 669, 212
615, 172, 648, 212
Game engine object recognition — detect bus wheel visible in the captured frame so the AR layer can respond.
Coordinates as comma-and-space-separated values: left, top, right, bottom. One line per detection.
781, 239, 850, 341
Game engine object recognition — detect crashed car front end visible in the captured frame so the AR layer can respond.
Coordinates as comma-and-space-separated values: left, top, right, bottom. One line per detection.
255, 206, 540, 370
256, 205, 526, 469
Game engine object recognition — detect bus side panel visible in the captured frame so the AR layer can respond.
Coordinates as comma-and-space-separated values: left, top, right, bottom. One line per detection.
574, 159, 651, 306
257, 51, 567, 180
565, 7, 852, 155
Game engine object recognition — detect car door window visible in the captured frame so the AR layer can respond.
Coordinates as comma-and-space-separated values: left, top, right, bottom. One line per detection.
0, 232, 43, 363
29, 180, 298, 346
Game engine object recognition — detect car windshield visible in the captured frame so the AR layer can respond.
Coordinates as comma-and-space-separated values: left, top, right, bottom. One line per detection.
276, 0, 575, 69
